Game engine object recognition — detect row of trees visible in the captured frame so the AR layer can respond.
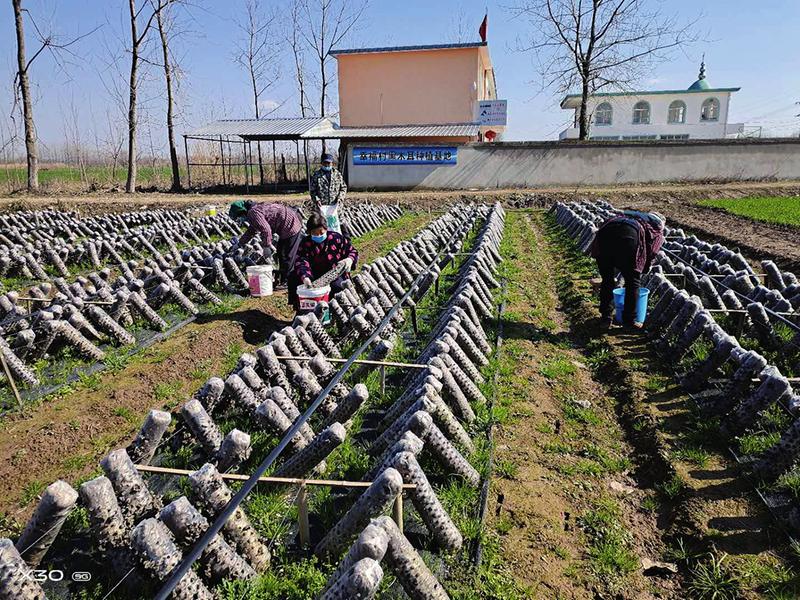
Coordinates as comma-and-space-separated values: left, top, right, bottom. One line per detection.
10, 0, 702, 194
10, 0, 368, 193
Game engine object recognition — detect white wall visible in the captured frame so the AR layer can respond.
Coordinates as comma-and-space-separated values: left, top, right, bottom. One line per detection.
347, 140, 800, 189
560, 92, 737, 140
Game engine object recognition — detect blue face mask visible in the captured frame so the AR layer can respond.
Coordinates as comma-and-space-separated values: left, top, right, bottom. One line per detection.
321, 165, 332, 172
311, 233, 326, 244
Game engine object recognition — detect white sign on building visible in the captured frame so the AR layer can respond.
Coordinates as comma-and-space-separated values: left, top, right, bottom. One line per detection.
476, 100, 507, 126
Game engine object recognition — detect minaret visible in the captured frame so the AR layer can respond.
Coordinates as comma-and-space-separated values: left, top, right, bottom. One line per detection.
698, 54, 706, 82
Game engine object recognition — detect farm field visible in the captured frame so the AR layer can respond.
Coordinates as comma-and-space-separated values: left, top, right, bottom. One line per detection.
1, 193, 799, 599
698, 197, 800, 228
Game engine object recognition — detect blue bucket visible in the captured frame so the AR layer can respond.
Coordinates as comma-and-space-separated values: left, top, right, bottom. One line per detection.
613, 287, 650, 324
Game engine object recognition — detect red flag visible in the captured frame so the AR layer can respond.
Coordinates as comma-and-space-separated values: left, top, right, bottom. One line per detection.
479, 13, 488, 42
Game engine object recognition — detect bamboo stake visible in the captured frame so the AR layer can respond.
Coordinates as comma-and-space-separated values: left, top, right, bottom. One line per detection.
393, 492, 404, 534
297, 483, 310, 547
134, 464, 417, 489
15, 296, 114, 306
0, 352, 23, 410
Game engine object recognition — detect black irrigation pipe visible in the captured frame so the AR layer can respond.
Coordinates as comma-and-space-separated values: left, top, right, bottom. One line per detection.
661, 247, 800, 334
473, 280, 507, 572
155, 211, 479, 599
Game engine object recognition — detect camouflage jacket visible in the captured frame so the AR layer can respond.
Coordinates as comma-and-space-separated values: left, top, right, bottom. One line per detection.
309, 167, 347, 208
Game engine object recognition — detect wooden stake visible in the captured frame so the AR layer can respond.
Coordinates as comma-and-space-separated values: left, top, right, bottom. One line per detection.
0, 351, 23, 410
393, 492, 404, 534
297, 483, 310, 547
380, 365, 386, 395
134, 464, 417, 489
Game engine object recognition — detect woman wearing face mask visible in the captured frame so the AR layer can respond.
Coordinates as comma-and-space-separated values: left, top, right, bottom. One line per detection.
292, 212, 358, 310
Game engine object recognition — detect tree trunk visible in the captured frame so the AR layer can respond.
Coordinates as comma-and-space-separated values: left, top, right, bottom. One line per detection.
156, 6, 181, 191
320, 66, 327, 154
125, 0, 139, 193
12, 0, 39, 191
579, 76, 590, 141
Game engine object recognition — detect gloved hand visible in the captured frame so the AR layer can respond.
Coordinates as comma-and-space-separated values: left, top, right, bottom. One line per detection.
303, 277, 312, 288
340, 257, 354, 272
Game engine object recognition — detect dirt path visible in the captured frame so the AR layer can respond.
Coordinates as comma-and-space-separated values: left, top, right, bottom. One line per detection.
0, 213, 432, 528
489, 212, 671, 598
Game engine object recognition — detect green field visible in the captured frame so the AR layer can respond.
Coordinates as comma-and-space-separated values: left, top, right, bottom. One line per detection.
699, 196, 800, 227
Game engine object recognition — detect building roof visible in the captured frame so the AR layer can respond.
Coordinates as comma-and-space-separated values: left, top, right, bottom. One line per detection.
330, 41, 487, 57
185, 117, 335, 140
185, 118, 481, 140
310, 122, 481, 139
560, 87, 741, 108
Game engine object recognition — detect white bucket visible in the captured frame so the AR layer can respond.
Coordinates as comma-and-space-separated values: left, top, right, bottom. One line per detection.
246, 265, 273, 297
297, 284, 330, 312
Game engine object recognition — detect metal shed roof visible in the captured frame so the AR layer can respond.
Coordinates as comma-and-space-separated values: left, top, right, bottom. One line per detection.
185, 117, 334, 140
310, 122, 481, 138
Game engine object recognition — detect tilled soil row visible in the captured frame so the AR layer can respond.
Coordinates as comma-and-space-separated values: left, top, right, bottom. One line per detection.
543, 210, 799, 598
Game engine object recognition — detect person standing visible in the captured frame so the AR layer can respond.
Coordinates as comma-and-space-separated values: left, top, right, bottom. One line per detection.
308, 152, 352, 239
228, 200, 303, 287
309, 152, 347, 208
591, 210, 665, 328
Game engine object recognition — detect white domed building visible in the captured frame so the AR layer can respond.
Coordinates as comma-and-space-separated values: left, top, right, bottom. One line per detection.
559, 61, 744, 141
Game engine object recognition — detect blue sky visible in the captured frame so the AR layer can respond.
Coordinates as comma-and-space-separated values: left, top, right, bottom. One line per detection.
1, 0, 798, 155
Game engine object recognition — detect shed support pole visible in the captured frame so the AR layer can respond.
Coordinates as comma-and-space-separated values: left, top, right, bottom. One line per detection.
183, 136, 191, 189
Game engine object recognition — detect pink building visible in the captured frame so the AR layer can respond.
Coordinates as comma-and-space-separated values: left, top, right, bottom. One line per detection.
330, 42, 501, 144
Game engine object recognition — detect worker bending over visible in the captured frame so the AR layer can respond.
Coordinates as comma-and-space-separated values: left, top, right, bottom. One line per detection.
591, 210, 665, 328
228, 200, 302, 287
292, 212, 358, 310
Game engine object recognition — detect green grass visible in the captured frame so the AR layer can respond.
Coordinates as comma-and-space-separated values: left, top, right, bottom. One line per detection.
737, 432, 781, 456
578, 498, 639, 579
698, 197, 800, 228
216, 556, 326, 600
688, 553, 742, 600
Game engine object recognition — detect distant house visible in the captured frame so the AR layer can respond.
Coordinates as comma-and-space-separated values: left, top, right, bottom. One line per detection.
559, 61, 743, 141
330, 41, 503, 144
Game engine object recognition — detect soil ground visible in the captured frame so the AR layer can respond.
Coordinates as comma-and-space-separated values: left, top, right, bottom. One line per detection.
0, 212, 432, 531
487, 211, 671, 598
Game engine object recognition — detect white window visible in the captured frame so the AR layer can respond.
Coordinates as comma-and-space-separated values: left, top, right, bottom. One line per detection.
660, 134, 690, 140
632, 101, 651, 124
594, 103, 613, 126
668, 100, 686, 124
701, 98, 720, 121
590, 135, 620, 141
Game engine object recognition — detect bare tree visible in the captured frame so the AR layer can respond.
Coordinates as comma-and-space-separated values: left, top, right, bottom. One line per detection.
234, 0, 281, 186
300, 0, 369, 152
153, 0, 181, 190
289, 0, 311, 118
448, 3, 471, 43
510, 0, 698, 140
125, 0, 175, 193
11, 0, 97, 191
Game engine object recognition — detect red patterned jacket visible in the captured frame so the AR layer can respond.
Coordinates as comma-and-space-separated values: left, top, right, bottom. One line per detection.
294, 231, 358, 281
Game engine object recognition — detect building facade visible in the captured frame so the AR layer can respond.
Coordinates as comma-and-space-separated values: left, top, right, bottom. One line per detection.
331, 41, 502, 143
559, 63, 743, 141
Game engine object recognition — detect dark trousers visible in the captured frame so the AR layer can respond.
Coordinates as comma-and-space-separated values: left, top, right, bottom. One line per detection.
276, 232, 301, 285
595, 222, 642, 324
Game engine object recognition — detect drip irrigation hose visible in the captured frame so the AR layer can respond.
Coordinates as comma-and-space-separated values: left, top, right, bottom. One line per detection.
155, 210, 480, 599
473, 281, 506, 572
